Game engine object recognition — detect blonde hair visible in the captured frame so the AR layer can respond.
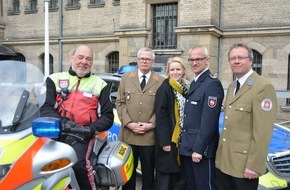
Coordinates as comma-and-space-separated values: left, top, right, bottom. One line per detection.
165, 57, 187, 78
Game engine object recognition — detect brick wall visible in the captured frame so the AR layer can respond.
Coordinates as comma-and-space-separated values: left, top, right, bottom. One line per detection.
222, 0, 290, 29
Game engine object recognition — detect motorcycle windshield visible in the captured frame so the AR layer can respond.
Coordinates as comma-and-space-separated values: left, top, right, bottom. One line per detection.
0, 61, 45, 129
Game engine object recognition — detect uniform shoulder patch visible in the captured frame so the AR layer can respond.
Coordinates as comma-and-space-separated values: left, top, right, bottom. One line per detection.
208, 96, 217, 108
261, 99, 273, 111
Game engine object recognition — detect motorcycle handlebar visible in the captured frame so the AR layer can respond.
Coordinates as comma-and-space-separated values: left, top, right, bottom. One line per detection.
63, 127, 92, 136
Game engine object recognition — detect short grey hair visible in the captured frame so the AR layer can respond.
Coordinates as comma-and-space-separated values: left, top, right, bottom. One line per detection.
188, 45, 209, 57
137, 47, 155, 60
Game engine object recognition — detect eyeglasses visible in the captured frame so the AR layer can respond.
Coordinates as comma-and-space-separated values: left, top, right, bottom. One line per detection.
138, 58, 153, 62
187, 56, 207, 63
229, 57, 249, 62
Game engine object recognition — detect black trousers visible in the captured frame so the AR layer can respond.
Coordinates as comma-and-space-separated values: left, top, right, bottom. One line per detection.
122, 145, 155, 190
181, 155, 216, 190
155, 170, 185, 190
72, 141, 95, 190
215, 168, 258, 190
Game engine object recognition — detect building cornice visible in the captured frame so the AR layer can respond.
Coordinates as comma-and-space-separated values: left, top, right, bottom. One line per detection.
1, 35, 119, 45
2, 26, 289, 46
114, 28, 150, 37
223, 26, 290, 37
175, 25, 290, 37
175, 25, 223, 37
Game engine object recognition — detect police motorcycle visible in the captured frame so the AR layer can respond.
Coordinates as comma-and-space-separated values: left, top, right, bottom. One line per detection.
0, 60, 133, 190
0, 60, 75, 189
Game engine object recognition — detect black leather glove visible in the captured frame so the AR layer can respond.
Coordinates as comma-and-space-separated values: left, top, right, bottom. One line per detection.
61, 120, 94, 145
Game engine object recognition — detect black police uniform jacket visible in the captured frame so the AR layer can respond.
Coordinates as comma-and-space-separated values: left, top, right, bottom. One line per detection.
179, 69, 224, 158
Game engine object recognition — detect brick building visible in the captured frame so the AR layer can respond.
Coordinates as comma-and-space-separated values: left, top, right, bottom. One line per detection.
0, 0, 289, 119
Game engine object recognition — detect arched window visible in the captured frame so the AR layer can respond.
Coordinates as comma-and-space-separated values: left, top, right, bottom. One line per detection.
40, 53, 54, 75
252, 50, 262, 75
107, 52, 119, 73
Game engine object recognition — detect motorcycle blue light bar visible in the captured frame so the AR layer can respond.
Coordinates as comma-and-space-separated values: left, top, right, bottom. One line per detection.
32, 117, 62, 138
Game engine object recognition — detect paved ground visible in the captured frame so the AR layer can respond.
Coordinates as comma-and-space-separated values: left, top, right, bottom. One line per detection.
110, 174, 142, 190
277, 120, 290, 127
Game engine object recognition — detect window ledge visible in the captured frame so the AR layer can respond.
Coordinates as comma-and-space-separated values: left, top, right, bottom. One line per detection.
24, 9, 38, 14
65, 5, 81, 10
281, 106, 290, 112
7, 10, 20, 15
154, 48, 184, 55
88, 3, 105, 8
113, 2, 120, 6
49, 8, 59, 12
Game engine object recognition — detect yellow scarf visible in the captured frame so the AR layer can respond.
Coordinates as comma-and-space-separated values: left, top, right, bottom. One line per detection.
169, 78, 189, 164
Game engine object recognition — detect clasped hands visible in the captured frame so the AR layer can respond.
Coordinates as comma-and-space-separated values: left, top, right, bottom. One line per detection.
244, 168, 259, 179
126, 122, 154, 134
192, 152, 202, 163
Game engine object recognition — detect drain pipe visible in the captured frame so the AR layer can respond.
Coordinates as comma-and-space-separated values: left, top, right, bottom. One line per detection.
58, 0, 63, 72
44, 0, 50, 78
217, 0, 223, 79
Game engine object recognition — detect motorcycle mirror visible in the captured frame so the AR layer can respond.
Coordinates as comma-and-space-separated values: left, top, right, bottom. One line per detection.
32, 117, 62, 138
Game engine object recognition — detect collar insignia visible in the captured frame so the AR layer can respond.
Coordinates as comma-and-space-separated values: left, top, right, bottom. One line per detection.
247, 78, 254, 86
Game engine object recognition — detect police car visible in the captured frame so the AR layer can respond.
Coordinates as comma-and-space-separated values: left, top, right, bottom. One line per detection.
97, 66, 290, 189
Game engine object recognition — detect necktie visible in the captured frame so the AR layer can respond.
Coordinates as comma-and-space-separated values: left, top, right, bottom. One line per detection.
235, 80, 240, 95
140, 75, 146, 90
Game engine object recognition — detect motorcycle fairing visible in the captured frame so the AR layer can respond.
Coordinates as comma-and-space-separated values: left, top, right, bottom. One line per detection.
32, 140, 77, 177
0, 137, 46, 189
0, 128, 35, 164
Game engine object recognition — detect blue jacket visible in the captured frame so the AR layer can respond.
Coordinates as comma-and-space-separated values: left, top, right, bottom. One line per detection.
179, 70, 224, 158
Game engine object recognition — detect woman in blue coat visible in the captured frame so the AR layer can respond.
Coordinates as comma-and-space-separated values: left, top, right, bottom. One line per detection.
155, 57, 190, 190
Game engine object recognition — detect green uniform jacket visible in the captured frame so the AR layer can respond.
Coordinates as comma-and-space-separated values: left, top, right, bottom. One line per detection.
215, 72, 277, 178
116, 70, 164, 146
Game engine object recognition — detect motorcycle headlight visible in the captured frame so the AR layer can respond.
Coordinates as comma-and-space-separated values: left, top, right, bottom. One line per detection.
0, 164, 11, 180
42, 159, 71, 172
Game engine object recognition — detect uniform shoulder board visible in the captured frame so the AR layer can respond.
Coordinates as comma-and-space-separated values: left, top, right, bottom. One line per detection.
210, 74, 217, 79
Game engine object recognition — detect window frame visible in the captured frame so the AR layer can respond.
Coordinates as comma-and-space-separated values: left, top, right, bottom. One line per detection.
152, 3, 178, 49
252, 50, 262, 75
88, 0, 105, 8
107, 52, 119, 73
8, 0, 20, 15
49, 0, 58, 10
24, 0, 38, 14
65, 0, 80, 10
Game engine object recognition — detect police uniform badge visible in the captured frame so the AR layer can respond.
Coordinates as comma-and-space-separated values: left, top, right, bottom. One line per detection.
59, 79, 69, 89
261, 99, 273, 111
208, 96, 217, 108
